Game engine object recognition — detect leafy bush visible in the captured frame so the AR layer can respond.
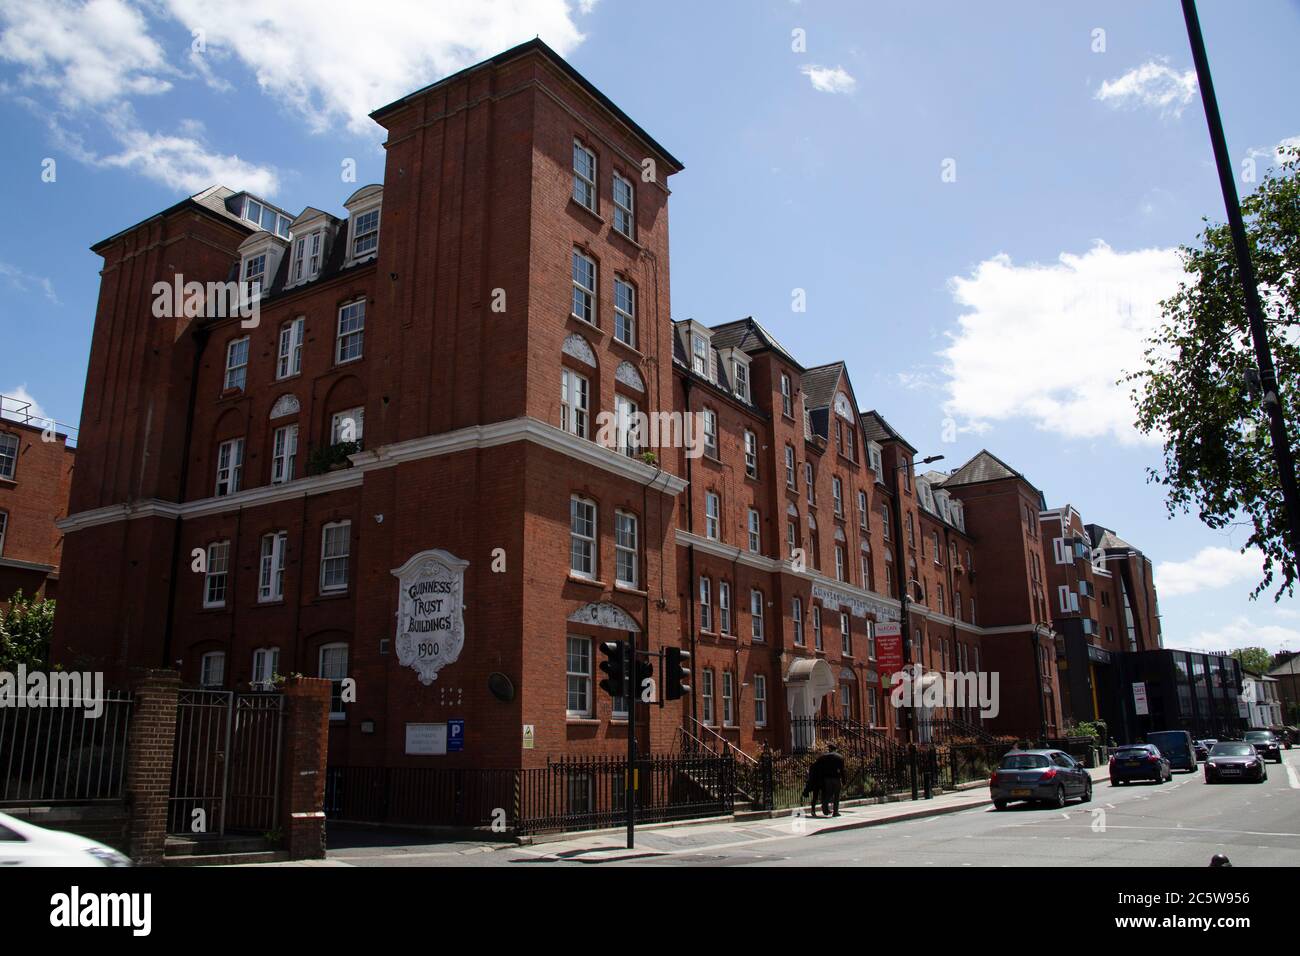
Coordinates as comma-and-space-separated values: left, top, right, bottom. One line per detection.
0, 590, 55, 670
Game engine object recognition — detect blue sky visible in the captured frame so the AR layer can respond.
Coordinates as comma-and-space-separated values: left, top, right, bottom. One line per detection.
1, 0, 1298, 655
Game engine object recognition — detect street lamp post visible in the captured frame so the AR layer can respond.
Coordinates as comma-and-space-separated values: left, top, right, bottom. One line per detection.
890, 452, 944, 744
1181, 0, 1300, 564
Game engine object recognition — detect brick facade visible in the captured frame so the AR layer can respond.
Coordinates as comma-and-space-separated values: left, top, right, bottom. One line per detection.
0, 416, 74, 605
52, 39, 1172, 774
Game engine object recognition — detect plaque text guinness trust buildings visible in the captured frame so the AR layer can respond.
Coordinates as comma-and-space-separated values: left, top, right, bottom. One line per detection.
53, 40, 1178, 770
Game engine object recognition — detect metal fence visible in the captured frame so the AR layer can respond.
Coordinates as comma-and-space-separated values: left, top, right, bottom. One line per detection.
0, 690, 133, 804
325, 752, 735, 835
167, 689, 284, 836
748, 739, 1017, 811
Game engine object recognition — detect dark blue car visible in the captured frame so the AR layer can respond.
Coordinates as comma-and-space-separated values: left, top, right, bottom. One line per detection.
1109, 744, 1171, 785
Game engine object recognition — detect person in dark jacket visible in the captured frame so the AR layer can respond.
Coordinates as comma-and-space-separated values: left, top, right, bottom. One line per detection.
809, 744, 847, 817
802, 759, 823, 817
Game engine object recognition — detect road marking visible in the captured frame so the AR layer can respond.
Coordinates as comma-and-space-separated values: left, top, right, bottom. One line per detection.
1011, 822, 1300, 838
1286, 761, 1300, 790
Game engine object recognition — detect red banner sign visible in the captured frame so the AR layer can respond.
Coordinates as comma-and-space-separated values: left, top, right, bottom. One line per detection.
875, 622, 904, 677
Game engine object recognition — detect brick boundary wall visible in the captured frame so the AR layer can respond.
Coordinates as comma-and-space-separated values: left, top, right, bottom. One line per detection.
279, 676, 332, 859
124, 669, 181, 865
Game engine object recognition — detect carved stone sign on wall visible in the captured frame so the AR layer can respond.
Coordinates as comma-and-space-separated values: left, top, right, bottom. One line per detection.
392, 549, 470, 685
566, 601, 641, 632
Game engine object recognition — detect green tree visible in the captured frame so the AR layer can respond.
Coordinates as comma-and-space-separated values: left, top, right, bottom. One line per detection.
1230, 646, 1273, 675
0, 590, 56, 670
1128, 148, 1300, 600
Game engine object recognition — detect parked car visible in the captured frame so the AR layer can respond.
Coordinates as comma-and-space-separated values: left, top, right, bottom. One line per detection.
990, 749, 1092, 810
1204, 741, 1268, 783
1244, 729, 1284, 763
1193, 738, 1217, 761
1109, 744, 1171, 785
0, 812, 133, 866
1144, 730, 1197, 771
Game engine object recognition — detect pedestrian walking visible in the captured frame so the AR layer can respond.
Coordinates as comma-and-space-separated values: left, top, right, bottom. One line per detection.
810, 744, 847, 816
802, 756, 823, 816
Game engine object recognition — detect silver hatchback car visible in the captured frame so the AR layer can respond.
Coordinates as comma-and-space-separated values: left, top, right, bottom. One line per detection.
990, 749, 1092, 810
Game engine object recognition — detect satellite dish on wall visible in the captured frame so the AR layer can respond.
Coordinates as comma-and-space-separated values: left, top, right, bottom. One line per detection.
488, 672, 515, 702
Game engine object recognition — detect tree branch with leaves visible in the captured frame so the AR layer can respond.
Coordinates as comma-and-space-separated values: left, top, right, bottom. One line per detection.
1128, 148, 1300, 601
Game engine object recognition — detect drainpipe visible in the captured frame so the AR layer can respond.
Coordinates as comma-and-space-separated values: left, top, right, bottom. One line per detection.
161, 324, 211, 670
1032, 626, 1049, 744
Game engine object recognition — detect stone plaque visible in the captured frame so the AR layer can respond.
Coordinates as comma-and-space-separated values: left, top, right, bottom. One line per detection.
392, 549, 470, 685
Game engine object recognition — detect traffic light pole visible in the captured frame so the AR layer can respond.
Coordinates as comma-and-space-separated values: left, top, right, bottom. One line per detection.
625, 638, 635, 850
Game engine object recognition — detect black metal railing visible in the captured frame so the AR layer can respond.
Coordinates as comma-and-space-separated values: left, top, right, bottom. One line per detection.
748, 738, 1017, 811
325, 752, 735, 836
0, 690, 133, 804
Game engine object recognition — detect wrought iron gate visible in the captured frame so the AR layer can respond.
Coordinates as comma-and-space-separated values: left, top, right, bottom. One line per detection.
168, 689, 285, 836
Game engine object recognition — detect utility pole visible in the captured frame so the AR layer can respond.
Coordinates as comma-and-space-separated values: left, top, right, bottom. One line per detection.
1181, 0, 1300, 563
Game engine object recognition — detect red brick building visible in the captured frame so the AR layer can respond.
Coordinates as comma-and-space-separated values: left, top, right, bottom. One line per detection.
54, 39, 1168, 771
1040, 506, 1164, 731
0, 398, 74, 606
934, 452, 1064, 740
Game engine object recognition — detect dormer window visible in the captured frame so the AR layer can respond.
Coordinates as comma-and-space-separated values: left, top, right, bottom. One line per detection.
869, 443, 883, 479
732, 358, 750, 402
243, 253, 267, 295
290, 231, 323, 285
242, 197, 291, 238
342, 186, 383, 267
692, 335, 708, 375
352, 208, 379, 259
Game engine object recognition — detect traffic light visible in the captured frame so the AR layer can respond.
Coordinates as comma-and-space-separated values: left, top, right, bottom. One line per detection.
598, 640, 627, 699
664, 646, 691, 701
634, 656, 654, 703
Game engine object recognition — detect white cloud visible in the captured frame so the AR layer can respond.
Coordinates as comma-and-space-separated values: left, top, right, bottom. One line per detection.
0, 384, 53, 429
0, 0, 172, 108
1095, 59, 1198, 117
99, 121, 281, 195
800, 64, 855, 94
939, 242, 1185, 443
1155, 547, 1266, 598
1249, 134, 1300, 168
1180, 615, 1300, 656
0, 261, 59, 304
163, 0, 587, 135
2, 1, 586, 193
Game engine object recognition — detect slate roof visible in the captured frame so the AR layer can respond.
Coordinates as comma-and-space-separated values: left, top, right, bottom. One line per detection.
859, 409, 916, 451
943, 449, 1024, 486
708, 317, 803, 371
92, 185, 253, 253
801, 363, 843, 410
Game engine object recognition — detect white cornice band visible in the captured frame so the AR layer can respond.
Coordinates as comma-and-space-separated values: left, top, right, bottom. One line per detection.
57, 417, 688, 533
676, 529, 987, 637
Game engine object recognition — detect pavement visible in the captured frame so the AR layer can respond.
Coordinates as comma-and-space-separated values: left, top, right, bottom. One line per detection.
238, 751, 1300, 866
249, 765, 1113, 866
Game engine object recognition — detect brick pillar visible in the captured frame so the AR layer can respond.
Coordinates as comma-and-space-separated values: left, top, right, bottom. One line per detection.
279, 676, 332, 860
125, 669, 181, 865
